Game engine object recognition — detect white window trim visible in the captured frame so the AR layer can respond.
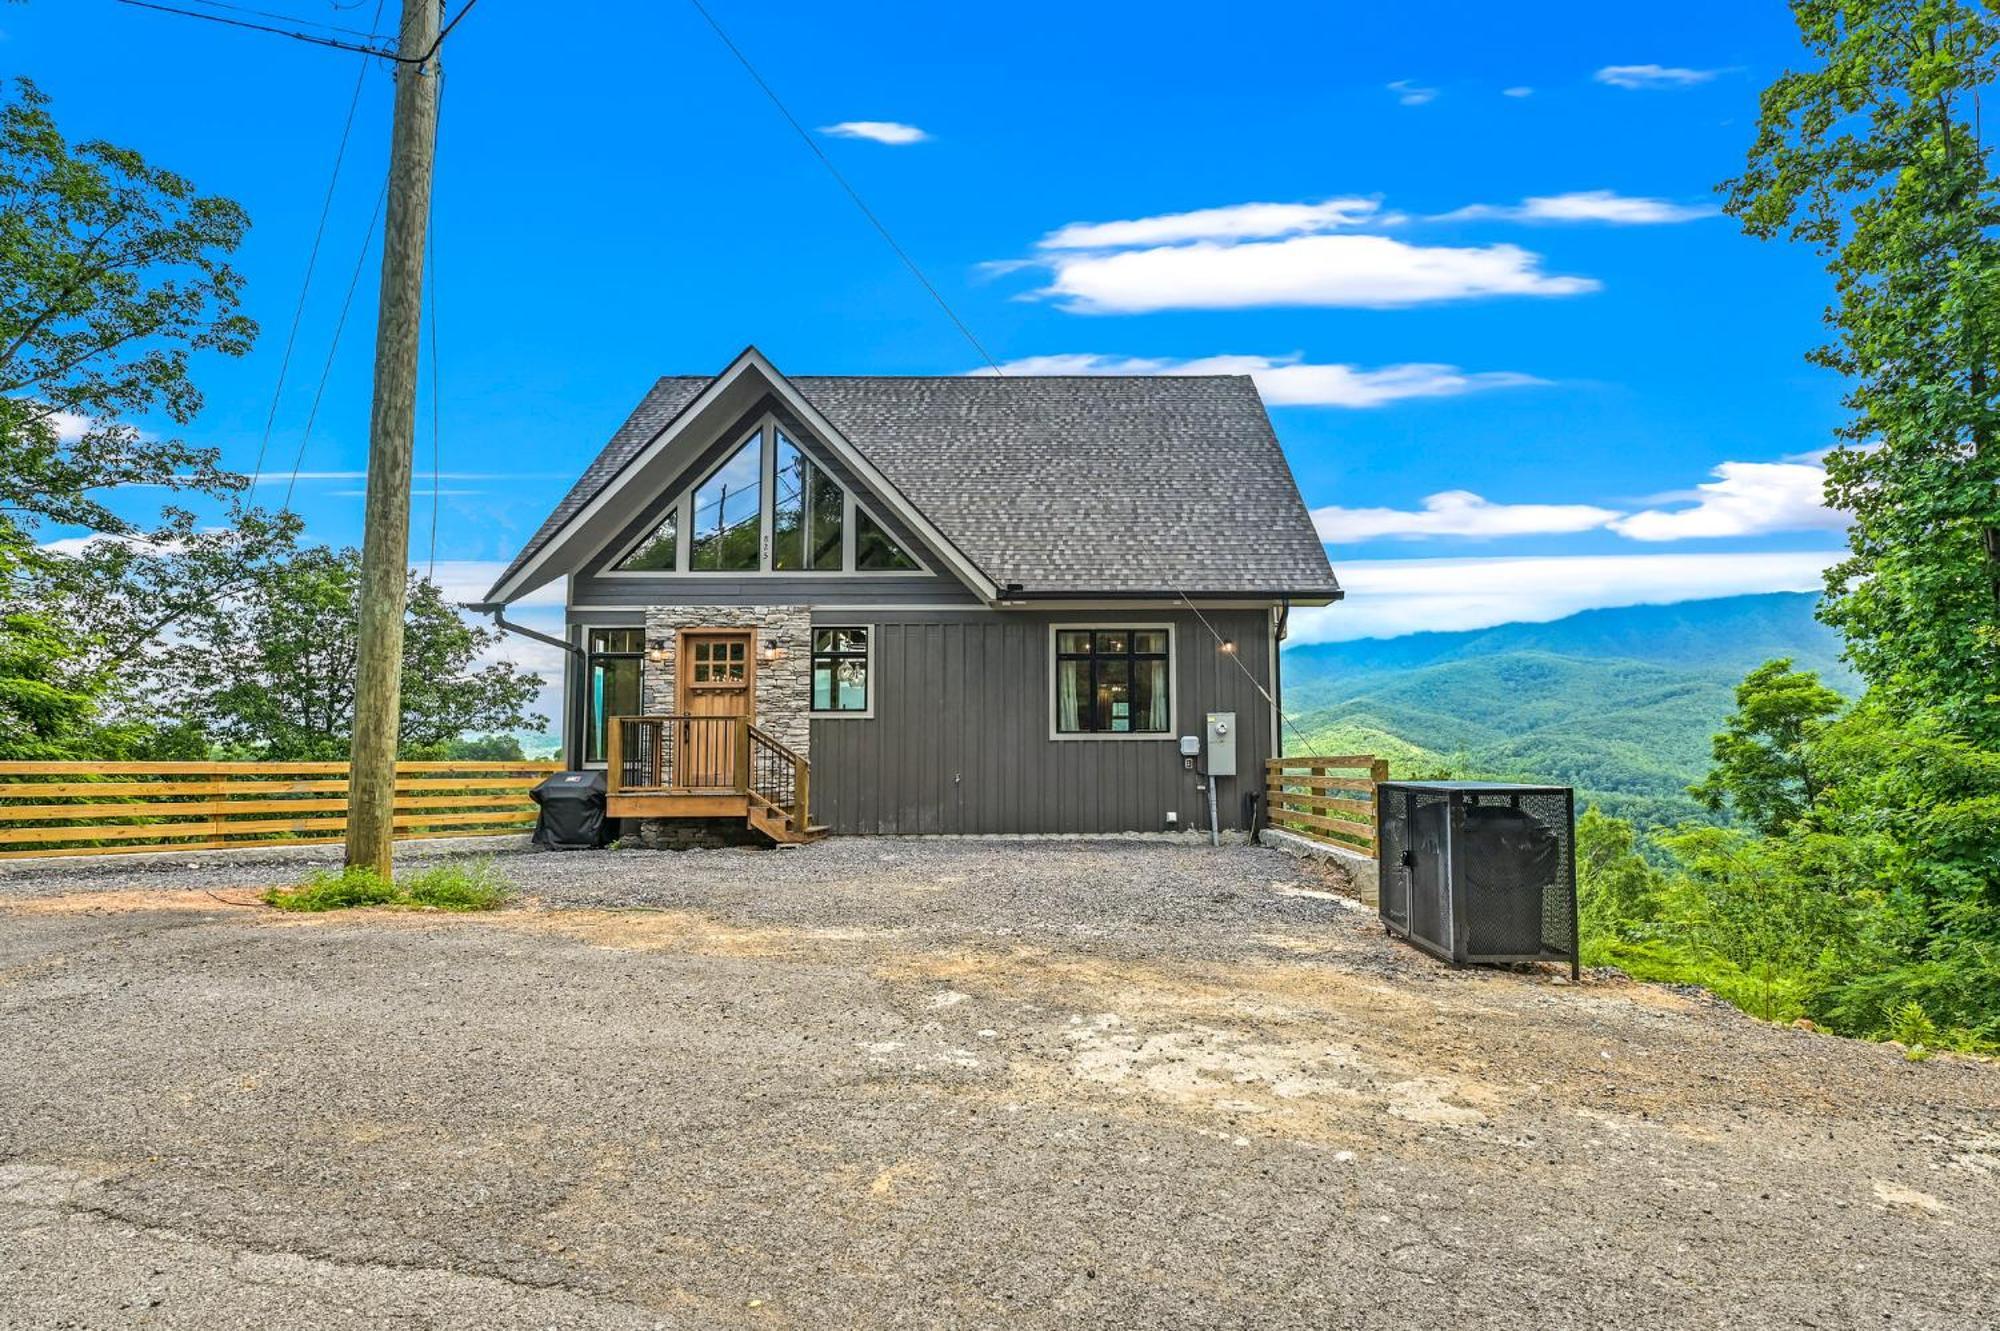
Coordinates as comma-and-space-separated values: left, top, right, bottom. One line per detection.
1046, 622, 1177, 742
597, 414, 933, 579
808, 623, 875, 720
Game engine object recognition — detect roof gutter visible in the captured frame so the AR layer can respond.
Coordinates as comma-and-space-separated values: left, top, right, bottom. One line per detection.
467, 605, 582, 662
992, 587, 1343, 604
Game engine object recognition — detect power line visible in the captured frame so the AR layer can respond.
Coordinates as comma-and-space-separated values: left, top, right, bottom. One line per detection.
1175, 589, 1319, 758
250, 0, 387, 489
282, 178, 389, 513
111, 0, 400, 57
179, 0, 386, 41
111, 0, 480, 64
682, 0, 1002, 373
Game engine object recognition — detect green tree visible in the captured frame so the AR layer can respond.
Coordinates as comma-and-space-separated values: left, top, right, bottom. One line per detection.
163, 546, 544, 759
1689, 658, 1847, 834
0, 78, 254, 539
1725, 1, 2000, 741
1575, 806, 1667, 963
0, 77, 258, 755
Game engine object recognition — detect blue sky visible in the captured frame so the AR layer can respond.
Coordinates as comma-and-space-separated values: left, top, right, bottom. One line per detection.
12, 1, 1850, 720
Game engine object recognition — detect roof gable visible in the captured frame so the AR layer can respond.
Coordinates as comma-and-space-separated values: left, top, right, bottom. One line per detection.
481, 351, 1340, 606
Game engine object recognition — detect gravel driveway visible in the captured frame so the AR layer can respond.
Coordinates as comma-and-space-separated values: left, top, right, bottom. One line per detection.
2, 838, 1996, 1329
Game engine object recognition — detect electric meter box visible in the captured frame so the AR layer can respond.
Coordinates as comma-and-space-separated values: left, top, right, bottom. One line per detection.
1204, 712, 1237, 777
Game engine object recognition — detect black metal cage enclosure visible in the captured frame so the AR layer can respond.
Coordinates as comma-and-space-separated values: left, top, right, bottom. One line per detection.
1377, 781, 1579, 979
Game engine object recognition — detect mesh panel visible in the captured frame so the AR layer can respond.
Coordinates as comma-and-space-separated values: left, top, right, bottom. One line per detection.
1378, 784, 1578, 974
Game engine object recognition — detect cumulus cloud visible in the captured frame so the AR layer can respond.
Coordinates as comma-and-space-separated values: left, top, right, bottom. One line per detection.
1037, 198, 1384, 250
424, 561, 566, 608
1438, 189, 1713, 224
1037, 233, 1598, 313
979, 353, 1543, 408
1312, 491, 1622, 542
819, 121, 929, 145
1388, 80, 1437, 106
1287, 551, 1842, 643
1609, 461, 1842, 541
1502, 86, 1534, 98
1594, 64, 1721, 90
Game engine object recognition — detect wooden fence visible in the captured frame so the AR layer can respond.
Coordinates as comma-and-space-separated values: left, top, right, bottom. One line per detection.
0, 760, 560, 860
1265, 755, 1388, 856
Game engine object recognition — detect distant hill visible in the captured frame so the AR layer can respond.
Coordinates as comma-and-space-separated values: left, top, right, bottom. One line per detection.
1282, 593, 1853, 826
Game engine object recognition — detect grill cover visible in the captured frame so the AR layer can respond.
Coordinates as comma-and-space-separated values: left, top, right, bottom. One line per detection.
530, 770, 614, 849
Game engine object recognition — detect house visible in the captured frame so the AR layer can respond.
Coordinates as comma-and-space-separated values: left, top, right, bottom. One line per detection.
473, 347, 1341, 841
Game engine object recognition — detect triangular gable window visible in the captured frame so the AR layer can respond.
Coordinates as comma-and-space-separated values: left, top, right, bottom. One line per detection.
856, 509, 919, 570
609, 417, 930, 576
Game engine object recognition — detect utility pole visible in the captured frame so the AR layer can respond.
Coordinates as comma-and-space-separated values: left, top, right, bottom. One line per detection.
345, 0, 442, 878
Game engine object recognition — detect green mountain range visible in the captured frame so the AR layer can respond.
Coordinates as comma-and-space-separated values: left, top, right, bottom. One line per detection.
1280, 593, 1853, 826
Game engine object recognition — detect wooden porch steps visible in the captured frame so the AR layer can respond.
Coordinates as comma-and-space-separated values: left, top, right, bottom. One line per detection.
609, 715, 822, 847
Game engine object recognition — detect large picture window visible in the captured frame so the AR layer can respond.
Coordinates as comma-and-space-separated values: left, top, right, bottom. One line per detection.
1054, 627, 1171, 736
584, 627, 644, 763
810, 627, 871, 715
773, 430, 844, 571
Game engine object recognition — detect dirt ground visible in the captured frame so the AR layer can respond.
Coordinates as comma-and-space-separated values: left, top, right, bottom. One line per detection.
1, 838, 1995, 1329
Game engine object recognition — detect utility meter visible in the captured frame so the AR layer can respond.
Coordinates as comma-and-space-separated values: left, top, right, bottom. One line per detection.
1204, 712, 1237, 777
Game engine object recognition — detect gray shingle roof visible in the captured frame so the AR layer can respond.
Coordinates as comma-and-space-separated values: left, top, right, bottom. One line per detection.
487, 372, 1339, 601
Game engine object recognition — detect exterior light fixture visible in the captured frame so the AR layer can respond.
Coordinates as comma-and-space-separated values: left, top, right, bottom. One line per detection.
1219, 639, 1237, 655
646, 640, 671, 663
759, 643, 788, 665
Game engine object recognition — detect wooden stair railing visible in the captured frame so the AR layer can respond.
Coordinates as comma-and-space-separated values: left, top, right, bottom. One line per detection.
608, 715, 822, 843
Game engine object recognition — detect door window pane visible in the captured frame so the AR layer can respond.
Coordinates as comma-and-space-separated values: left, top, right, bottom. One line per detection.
690, 432, 762, 571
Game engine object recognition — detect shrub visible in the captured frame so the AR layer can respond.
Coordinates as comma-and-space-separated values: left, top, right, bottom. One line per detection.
263, 858, 511, 913
265, 866, 401, 912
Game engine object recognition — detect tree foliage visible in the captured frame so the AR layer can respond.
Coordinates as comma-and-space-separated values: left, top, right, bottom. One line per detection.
0, 78, 254, 539
1725, 0, 2000, 741
1688, 657, 1847, 834
156, 546, 543, 760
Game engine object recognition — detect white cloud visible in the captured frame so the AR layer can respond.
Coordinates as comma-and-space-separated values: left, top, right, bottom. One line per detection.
1502, 86, 1534, 98
1439, 189, 1713, 224
1313, 491, 1622, 542
1038, 233, 1599, 313
819, 121, 929, 145
1287, 551, 1841, 643
1388, 79, 1437, 106
1609, 461, 1842, 541
1594, 64, 1721, 90
981, 353, 1543, 408
50, 410, 92, 442
1037, 198, 1384, 250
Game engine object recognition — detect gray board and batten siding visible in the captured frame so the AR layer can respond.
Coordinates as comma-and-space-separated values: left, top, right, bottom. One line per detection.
806, 609, 1275, 836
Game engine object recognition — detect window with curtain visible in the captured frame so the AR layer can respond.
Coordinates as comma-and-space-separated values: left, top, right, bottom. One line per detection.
1054, 628, 1170, 734
584, 627, 644, 763
810, 627, 870, 713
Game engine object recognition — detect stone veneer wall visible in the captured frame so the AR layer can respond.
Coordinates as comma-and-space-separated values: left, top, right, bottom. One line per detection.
640, 605, 811, 759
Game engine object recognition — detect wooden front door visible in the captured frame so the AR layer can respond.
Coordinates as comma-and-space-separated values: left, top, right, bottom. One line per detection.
676, 630, 755, 788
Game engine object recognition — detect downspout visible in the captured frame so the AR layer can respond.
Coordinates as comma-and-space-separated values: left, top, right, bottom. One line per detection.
474, 607, 585, 766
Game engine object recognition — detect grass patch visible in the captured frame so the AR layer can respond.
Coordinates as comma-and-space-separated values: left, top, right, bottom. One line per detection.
264, 858, 511, 913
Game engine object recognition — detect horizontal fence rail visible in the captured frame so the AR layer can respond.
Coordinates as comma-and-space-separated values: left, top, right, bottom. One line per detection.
0, 760, 559, 860
1265, 755, 1388, 856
